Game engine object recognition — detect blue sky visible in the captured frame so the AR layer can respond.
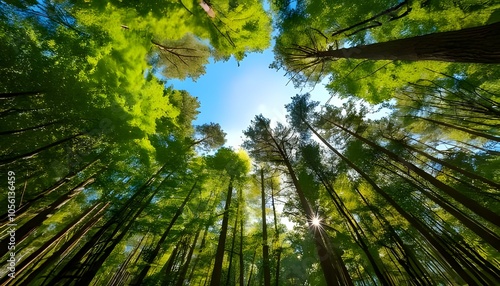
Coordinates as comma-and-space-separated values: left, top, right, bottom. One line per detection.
168, 47, 335, 148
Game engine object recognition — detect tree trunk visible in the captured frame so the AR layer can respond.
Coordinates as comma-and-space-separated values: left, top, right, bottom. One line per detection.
175, 230, 200, 286
316, 170, 394, 286
410, 115, 500, 142
107, 235, 146, 286
316, 22, 500, 63
260, 168, 272, 286
377, 159, 500, 252
225, 208, 238, 286
48, 171, 175, 285
132, 181, 197, 284
0, 133, 83, 166
270, 182, 281, 286
0, 119, 63, 136
263, 122, 352, 286
239, 187, 245, 286
210, 178, 234, 286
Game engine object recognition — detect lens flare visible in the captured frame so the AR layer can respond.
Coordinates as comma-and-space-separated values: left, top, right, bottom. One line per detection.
311, 216, 321, 227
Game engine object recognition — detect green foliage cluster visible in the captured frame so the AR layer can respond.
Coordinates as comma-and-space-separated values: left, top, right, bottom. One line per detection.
1, 0, 499, 285
273, 0, 500, 102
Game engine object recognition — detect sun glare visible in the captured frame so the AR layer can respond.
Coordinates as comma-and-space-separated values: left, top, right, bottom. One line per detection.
311, 216, 321, 227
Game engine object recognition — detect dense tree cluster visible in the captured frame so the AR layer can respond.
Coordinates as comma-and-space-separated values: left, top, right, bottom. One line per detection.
0, 0, 499, 285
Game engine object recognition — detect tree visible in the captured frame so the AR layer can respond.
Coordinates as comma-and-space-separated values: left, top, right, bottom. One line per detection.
244, 115, 354, 286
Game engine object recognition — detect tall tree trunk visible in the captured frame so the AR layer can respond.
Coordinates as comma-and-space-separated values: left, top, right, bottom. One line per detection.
0, 132, 83, 166
377, 159, 500, 252
132, 181, 197, 284
0, 119, 64, 136
47, 170, 175, 285
176, 229, 201, 286
270, 181, 281, 286
246, 251, 256, 286
210, 178, 234, 286
280, 151, 352, 286
225, 206, 239, 286
263, 123, 352, 286
409, 115, 500, 142
239, 186, 245, 286
260, 168, 272, 286
313, 22, 500, 63
315, 170, 394, 286
107, 235, 147, 286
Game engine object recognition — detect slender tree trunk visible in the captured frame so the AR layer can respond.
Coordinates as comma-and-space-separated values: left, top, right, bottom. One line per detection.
48, 171, 175, 285
107, 235, 146, 286
210, 178, 234, 286
354, 188, 433, 285
0, 132, 83, 166
132, 181, 197, 284
0, 119, 64, 136
271, 183, 281, 286
281, 153, 352, 286
163, 243, 181, 283
264, 123, 352, 286
239, 187, 245, 286
225, 207, 238, 286
316, 170, 393, 286
176, 229, 201, 286
314, 22, 500, 63
260, 168, 272, 286
246, 251, 256, 286
377, 159, 500, 252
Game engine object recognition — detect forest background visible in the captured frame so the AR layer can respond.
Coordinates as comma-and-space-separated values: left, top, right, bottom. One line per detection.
0, 0, 499, 285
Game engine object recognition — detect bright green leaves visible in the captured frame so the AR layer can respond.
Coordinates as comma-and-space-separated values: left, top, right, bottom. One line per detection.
206, 147, 251, 180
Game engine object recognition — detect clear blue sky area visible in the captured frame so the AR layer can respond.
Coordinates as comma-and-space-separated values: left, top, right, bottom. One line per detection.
168, 47, 333, 148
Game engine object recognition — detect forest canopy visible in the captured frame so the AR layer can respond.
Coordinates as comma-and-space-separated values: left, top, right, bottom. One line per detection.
0, 0, 499, 285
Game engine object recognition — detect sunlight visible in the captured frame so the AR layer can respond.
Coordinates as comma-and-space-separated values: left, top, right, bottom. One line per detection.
311, 215, 321, 227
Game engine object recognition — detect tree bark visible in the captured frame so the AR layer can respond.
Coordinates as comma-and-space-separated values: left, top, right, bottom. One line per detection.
316, 22, 500, 63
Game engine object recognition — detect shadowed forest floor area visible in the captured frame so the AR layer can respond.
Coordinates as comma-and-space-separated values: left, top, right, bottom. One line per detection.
1, 0, 500, 285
